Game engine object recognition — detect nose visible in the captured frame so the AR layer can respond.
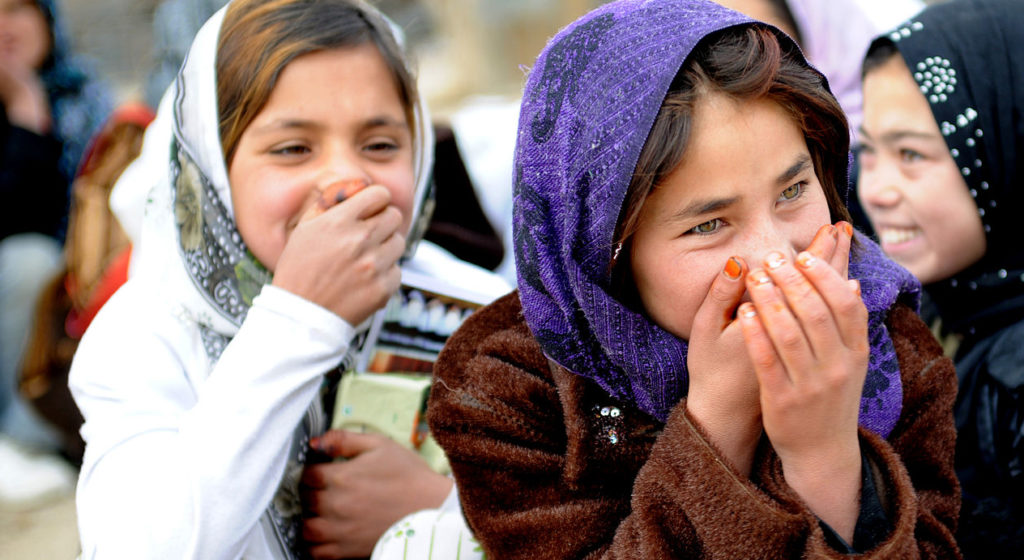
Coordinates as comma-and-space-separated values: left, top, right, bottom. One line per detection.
857, 160, 902, 210
738, 215, 799, 269
315, 145, 373, 195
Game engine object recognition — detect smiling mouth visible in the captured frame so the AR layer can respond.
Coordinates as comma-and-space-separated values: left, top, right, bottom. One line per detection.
878, 227, 922, 246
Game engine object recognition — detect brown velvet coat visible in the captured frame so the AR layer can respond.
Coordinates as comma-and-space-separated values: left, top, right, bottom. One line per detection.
428, 292, 961, 559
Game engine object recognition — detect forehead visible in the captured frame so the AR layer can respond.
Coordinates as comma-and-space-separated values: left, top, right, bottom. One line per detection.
862, 55, 940, 134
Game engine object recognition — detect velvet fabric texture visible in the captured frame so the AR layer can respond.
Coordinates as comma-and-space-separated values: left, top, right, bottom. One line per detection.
512, 0, 919, 434
428, 293, 961, 558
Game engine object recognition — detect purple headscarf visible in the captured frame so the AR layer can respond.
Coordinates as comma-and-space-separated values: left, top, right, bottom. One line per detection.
513, 0, 919, 437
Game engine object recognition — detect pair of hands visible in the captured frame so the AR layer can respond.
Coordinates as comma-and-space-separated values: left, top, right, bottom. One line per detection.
686, 221, 867, 540
0, 57, 50, 133
273, 180, 406, 327
300, 430, 453, 559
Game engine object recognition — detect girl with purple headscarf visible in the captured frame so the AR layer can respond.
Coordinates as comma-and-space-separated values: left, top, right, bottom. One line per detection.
428, 0, 961, 557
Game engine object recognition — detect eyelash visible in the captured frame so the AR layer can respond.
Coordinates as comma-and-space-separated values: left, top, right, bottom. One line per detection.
686, 181, 807, 237
270, 144, 309, 156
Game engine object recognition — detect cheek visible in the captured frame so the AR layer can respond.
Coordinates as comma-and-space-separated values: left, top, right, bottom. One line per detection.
380, 169, 417, 231
632, 245, 717, 341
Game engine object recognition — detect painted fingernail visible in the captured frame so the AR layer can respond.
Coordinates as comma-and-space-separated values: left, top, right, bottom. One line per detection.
739, 303, 757, 318
849, 278, 861, 297
765, 252, 786, 269
749, 269, 772, 285
839, 221, 853, 237
724, 257, 742, 279
829, 224, 839, 239
796, 251, 816, 268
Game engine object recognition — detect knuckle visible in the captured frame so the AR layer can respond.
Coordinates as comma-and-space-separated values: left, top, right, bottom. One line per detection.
778, 330, 804, 353
752, 350, 777, 371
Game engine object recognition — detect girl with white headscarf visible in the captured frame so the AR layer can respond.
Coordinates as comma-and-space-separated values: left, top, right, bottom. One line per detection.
70, 1, 454, 558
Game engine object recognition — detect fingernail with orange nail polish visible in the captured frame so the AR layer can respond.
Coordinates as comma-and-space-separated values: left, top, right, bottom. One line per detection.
724, 257, 742, 279
740, 303, 757, 318
749, 270, 772, 285
840, 221, 853, 237
766, 252, 785, 269
796, 251, 816, 268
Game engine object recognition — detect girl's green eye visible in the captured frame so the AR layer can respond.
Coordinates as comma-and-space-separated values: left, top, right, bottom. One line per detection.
691, 219, 721, 235
780, 183, 803, 201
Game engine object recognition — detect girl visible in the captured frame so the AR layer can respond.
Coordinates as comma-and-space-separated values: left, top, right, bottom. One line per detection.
428, 0, 961, 557
857, 0, 1024, 555
70, 1, 452, 558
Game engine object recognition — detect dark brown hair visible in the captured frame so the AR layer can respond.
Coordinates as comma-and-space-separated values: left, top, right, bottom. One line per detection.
613, 25, 851, 278
216, 0, 417, 164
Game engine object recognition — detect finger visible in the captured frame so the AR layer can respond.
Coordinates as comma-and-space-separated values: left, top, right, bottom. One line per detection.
831, 221, 853, 279
322, 178, 368, 207
300, 463, 329, 489
738, 302, 789, 394
304, 184, 393, 225
376, 231, 406, 271
804, 224, 838, 264
746, 268, 813, 380
692, 256, 748, 331
795, 250, 868, 350
314, 429, 389, 460
763, 252, 842, 361
302, 516, 338, 545
308, 542, 347, 560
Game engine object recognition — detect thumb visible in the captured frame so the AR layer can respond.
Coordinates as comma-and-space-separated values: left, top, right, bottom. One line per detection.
694, 256, 748, 330
311, 429, 387, 459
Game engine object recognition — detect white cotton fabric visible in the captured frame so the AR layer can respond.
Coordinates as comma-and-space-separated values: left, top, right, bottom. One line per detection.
71, 2, 446, 558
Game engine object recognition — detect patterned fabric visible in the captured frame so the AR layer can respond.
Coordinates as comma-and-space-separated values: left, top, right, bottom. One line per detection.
513, 0, 920, 435
876, 0, 1024, 338
34, 0, 112, 184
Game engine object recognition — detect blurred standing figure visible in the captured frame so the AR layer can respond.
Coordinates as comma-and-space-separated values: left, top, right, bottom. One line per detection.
857, 0, 1024, 555
0, 0, 111, 506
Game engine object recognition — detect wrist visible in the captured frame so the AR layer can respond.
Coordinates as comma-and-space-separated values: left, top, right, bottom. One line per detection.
685, 398, 762, 477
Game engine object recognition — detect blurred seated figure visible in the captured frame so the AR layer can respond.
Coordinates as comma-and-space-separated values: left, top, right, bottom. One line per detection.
0, 0, 111, 508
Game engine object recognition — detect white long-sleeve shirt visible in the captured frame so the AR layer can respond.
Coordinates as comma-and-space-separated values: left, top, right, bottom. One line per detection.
71, 283, 352, 559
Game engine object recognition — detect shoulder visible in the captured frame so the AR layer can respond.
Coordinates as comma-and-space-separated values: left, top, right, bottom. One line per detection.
961, 318, 1024, 389
69, 278, 204, 402
434, 291, 550, 386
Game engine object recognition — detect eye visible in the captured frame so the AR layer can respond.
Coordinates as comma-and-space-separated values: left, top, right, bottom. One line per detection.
689, 218, 722, 235
900, 149, 924, 163
270, 144, 310, 156
778, 181, 805, 202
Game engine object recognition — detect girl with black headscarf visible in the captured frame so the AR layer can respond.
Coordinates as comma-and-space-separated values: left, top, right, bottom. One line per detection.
857, 0, 1024, 555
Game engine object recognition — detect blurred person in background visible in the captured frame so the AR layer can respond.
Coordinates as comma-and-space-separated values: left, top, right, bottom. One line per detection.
857, 0, 1024, 555
0, 0, 111, 507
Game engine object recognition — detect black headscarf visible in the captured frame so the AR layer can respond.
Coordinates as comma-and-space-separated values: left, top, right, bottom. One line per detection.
875, 0, 1024, 343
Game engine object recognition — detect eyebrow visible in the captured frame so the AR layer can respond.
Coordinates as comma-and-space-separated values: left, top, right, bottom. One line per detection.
249, 115, 408, 135
777, 154, 812, 186
668, 195, 741, 224
857, 127, 941, 144
666, 154, 812, 224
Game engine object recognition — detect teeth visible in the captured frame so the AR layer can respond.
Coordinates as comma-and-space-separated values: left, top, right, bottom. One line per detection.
879, 228, 921, 245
